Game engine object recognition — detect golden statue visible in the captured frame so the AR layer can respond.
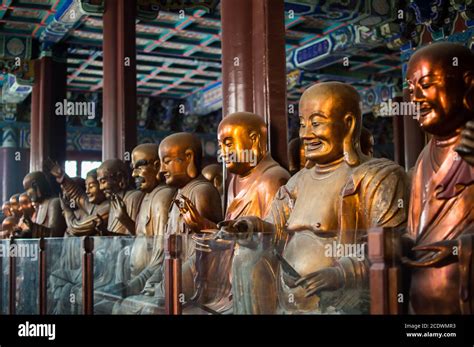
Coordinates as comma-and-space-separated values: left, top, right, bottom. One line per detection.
9, 194, 21, 220
156, 132, 222, 309
220, 82, 408, 314
96, 159, 144, 235
0, 216, 16, 239
17, 193, 34, 235
47, 159, 110, 236
22, 171, 66, 237
179, 112, 290, 313
1, 201, 12, 218
111, 143, 176, 314
404, 42, 474, 314
202, 164, 223, 196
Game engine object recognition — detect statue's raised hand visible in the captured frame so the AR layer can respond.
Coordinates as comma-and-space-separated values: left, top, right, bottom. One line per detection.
174, 194, 205, 232
45, 157, 64, 182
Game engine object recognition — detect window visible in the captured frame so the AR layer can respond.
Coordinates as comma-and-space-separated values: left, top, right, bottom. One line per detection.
81, 161, 101, 178
65, 160, 78, 177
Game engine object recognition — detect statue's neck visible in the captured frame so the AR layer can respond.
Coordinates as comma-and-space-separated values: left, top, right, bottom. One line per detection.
431, 131, 461, 171
313, 156, 345, 174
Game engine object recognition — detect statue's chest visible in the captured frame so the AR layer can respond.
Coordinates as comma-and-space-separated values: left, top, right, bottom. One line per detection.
287, 168, 349, 234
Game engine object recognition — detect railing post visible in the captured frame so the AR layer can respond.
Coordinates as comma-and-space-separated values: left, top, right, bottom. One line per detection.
368, 227, 404, 314
9, 238, 16, 315
165, 234, 182, 315
38, 237, 47, 315
82, 236, 94, 315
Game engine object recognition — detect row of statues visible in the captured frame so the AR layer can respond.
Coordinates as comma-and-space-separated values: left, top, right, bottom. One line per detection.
0, 42, 473, 315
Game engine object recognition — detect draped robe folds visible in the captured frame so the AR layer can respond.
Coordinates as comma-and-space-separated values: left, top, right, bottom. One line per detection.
151, 175, 222, 312
269, 158, 408, 314
408, 139, 474, 314
32, 198, 66, 237
111, 184, 176, 314
48, 177, 113, 313
222, 154, 290, 314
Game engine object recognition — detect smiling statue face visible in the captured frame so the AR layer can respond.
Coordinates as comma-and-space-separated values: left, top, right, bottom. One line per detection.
97, 159, 128, 199
85, 175, 105, 204
131, 144, 160, 193
299, 86, 348, 165
406, 43, 472, 137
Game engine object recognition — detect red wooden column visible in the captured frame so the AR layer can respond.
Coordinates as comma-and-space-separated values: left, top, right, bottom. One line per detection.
221, 0, 288, 169
102, 0, 137, 161
30, 48, 67, 172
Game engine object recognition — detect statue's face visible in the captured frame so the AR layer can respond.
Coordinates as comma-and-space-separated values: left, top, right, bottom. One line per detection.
299, 91, 347, 165
97, 168, 122, 198
131, 149, 159, 193
407, 56, 466, 136
2, 202, 12, 217
218, 124, 257, 175
85, 176, 105, 204
159, 143, 192, 188
24, 179, 42, 204
18, 194, 33, 217
9, 196, 20, 217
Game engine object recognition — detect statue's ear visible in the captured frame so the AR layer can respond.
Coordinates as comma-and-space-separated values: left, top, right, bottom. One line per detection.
185, 149, 198, 179
153, 159, 160, 172
463, 71, 474, 112
343, 113, 360, 167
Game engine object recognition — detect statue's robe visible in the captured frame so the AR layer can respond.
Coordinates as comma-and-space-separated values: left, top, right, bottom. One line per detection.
59, 176, 110, 236
32, 197, 66, 237
271, 158, 408, 314
107, 189, 144, 235
112, 184, 176, 314
48, 176, 110, 313
408, 138, 474, 314
221, 154, 289, 314
151, 175, 222, 313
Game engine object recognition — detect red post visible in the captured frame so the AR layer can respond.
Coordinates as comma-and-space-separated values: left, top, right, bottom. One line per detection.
102, 0, 137, 160
30, 47, 67, 172
221, 0, 288, 169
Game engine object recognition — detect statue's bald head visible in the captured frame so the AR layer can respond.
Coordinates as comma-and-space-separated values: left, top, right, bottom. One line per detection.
202, 164, 223, 195
218, 112, 267, 175
97, 159, 130, 198
407, 42, 474, 136
159, 132, 202, 188
299, 82, 363, 166
219, 112, 268, 144
23, 171, 52, 203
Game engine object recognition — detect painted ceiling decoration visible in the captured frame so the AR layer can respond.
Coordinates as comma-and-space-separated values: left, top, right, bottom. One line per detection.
0, 0, 473, 114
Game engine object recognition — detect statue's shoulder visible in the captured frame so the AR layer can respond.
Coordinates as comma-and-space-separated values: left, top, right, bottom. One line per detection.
152, 184, 176, 204
346, 158, 408, 196
124, 189, 145, 203
260, 160, 291, 188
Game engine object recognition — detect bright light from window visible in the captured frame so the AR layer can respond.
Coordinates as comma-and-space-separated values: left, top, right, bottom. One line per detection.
81, 161, 101, 178
65, 160, 78, 177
